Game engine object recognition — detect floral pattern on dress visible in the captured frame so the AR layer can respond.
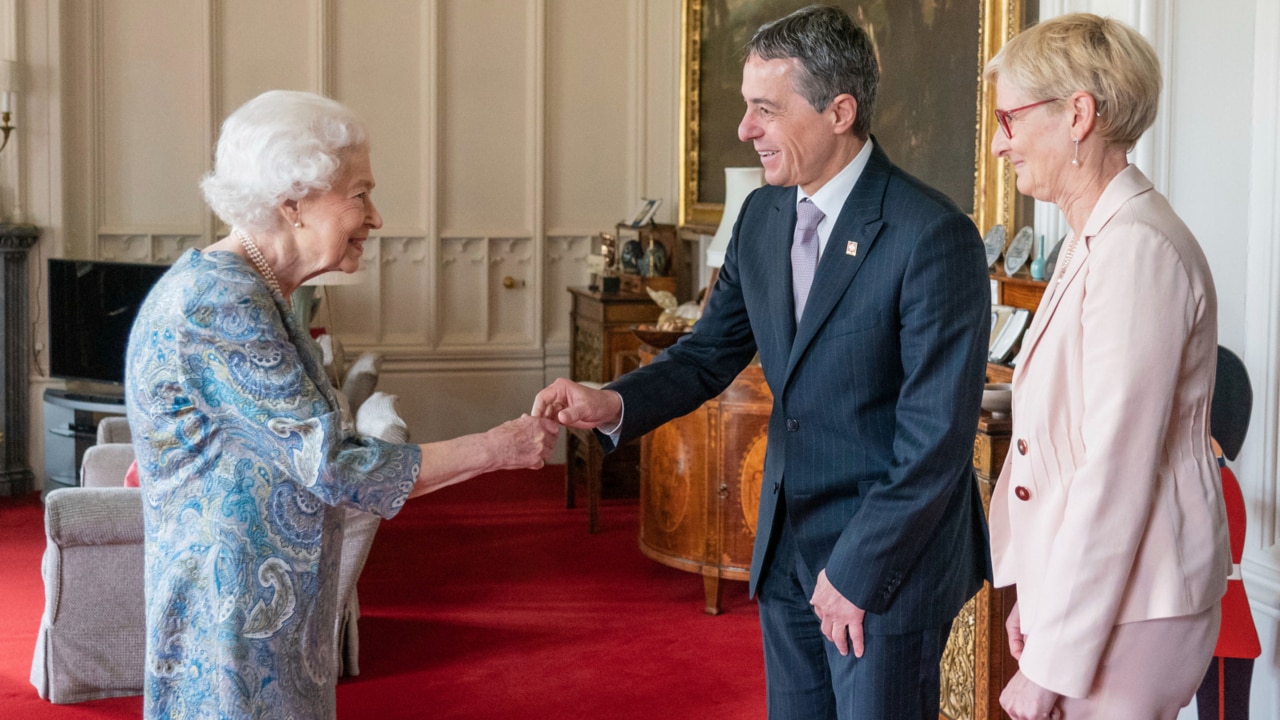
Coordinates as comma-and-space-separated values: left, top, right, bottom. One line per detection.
126, 249, 420, 720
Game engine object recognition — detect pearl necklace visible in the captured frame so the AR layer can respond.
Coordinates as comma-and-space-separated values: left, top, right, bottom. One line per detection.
235, 228, 282, 296
1055, 234, 1081, 285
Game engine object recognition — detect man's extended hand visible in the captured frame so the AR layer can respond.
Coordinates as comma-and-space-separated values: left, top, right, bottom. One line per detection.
810, 568, 866, 658
531, 378, 623, 430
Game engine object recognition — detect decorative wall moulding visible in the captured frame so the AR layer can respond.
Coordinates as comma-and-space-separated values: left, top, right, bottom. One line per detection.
95, 233, 203, 264
379, 236, 427, 265
440, 237, 487, 267
488, 237, 533, 265
153, 235, 204, 264
544, 235, 593, 264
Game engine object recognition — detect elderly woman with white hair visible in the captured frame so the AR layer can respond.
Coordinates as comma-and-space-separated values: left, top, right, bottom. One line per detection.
125, 90, 558, 719
985, 14, 1228, 720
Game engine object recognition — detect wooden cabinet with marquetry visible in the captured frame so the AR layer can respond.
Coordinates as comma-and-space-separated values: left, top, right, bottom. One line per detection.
637, 355, 769, 615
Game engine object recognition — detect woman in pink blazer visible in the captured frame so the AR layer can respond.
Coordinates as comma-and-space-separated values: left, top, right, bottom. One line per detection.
985, 14, 1229, 720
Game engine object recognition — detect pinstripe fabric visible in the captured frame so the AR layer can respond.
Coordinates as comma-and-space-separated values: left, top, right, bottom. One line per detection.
608, 140, 991, 716
759, 505, 950, 720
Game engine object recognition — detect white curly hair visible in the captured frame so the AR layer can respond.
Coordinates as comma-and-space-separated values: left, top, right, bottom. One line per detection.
200, 90, 369, 234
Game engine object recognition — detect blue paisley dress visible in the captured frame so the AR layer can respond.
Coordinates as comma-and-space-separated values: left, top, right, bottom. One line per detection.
125, 249, 420, 719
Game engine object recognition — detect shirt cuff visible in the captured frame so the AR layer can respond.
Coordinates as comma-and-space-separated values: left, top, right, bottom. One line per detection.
598, 390, 624, 442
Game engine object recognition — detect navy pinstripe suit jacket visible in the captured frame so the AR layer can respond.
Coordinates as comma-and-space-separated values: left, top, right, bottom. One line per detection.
608, 142, 993, 633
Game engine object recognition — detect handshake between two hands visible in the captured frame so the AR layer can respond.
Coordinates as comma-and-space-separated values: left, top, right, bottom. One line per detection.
530, 378, 624, 430
496, 379, 625, 471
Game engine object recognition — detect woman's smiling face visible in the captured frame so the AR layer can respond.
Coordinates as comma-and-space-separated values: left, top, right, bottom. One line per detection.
296, 147, 382, 275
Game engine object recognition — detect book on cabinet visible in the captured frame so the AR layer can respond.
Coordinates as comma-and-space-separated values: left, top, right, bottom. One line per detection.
987, 272, 1047, 383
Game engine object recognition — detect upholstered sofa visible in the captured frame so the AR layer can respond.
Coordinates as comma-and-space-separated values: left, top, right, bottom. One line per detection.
31, 352, 407, 703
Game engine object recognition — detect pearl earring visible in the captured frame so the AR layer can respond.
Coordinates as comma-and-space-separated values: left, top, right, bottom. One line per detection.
1072, 137, 1080, 166
294, 221, 302, 228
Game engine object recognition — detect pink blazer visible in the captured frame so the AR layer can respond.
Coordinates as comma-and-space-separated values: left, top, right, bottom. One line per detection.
990, 165, 1229, 698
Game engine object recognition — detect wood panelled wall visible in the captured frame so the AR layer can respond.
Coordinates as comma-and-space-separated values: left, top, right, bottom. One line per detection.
50, 0, 679, 443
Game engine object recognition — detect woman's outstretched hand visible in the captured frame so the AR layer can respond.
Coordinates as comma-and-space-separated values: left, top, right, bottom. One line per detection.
489, 414, 560, 470
410, 414, 560, 498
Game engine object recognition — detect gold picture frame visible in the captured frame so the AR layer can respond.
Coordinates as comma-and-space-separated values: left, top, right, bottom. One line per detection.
679, 0, 1028, 237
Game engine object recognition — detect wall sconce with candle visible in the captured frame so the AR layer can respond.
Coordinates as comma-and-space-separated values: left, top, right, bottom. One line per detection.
0, 60, 17, 153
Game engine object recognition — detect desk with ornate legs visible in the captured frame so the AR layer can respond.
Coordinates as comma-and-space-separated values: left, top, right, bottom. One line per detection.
566, 287, 662, 532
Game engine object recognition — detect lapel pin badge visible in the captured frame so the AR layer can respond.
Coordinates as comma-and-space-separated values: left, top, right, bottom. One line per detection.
846, 241, 858, 257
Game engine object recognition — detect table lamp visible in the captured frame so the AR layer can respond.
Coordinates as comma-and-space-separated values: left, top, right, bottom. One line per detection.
705, 167, 765, 270
293, 268, 368, 332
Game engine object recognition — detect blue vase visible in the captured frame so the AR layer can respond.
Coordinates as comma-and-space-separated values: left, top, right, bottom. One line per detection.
1030, 235, 1046, 281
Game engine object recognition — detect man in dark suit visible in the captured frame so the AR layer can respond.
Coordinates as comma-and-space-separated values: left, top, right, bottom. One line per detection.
533, 6, 991, 718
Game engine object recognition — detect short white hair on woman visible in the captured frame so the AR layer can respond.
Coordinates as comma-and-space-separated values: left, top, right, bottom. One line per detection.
200, 90, 368, 234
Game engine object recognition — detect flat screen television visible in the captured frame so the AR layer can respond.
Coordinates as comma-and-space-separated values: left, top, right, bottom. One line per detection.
47, 258, 170, 386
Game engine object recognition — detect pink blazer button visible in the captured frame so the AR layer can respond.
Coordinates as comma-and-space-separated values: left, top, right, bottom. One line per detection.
1015, 486, 1031, 501
1016, 439, 1028, 455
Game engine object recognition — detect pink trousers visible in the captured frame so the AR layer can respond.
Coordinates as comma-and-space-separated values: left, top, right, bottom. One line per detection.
1058, 603, 1221, 719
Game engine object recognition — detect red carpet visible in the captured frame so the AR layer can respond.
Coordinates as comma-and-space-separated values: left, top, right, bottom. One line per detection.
0, 467, 766, 719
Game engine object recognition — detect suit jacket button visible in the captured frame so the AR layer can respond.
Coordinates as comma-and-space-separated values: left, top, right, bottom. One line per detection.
772, 482, 780, 494
786, 418, 799, 431
1016, 439, 1028, 455
1015, 486, 1031, 501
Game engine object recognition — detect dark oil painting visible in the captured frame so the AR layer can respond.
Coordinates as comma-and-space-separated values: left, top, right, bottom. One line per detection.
696, 0, 981, 214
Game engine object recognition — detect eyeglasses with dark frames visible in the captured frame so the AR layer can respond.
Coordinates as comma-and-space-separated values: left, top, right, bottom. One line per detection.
994, 98, 1060, 138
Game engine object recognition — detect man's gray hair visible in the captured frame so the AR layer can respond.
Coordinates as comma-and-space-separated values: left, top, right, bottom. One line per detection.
747, 4, 879, 139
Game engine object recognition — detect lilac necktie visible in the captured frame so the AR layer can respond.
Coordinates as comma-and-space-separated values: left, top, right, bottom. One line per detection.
791, 198, 825, 321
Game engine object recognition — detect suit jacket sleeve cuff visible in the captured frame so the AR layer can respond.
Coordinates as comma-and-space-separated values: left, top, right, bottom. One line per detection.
1017, 632, 1106, 699
598, 391, 625, 439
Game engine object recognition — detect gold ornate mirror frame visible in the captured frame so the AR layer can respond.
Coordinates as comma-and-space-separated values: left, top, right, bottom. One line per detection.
679, 0, 1028, 237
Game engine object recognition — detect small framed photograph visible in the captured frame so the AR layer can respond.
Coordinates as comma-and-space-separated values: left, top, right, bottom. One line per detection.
628, 198, 663, 228
598, 232, 617, 270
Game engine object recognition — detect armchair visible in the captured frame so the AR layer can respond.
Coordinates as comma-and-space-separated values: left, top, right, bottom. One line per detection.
95, 416, 131, 445
28, 486, 144, 703
29, 430, 145, 700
